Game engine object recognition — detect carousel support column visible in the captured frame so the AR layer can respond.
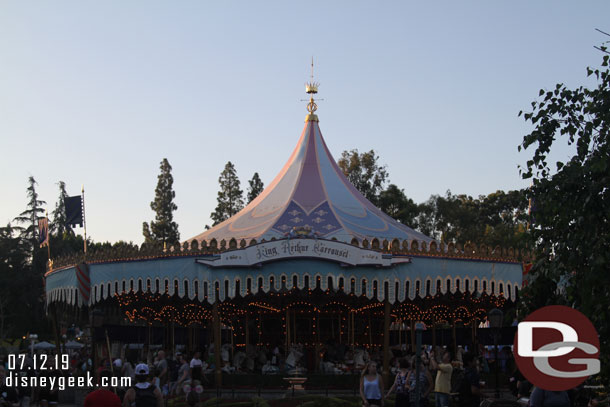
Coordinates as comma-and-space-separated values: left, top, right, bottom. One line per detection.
338, 312, 342, 344
292, 309, 297, 345
285, 308, 291, 351
382, 300, 391, 389
451, 318, 457, 357
347, 310, 352, 346
315, 310, 321, 371
52, 303, 62, 357
432, 321, 437, 350
258, 311, 262, 348
368, 310, 372, 348
398, 319, 402, 348
472, 319, 478, 356
186, 323, 194, 354
146, 323, 152, 365
410, 320, 415, 352
351, 311, 355, 347
230, 323, 234, 362
171, 322, 175, 356
245, 313, 250, 349
213, 302, 222, 388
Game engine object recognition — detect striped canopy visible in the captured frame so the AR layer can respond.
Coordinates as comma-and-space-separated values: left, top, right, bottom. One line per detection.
189, 116, 433, 245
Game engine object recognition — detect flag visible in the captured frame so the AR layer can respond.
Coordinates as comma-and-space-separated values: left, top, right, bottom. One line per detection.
65, 195, 83, 227
38, 218, 49, 248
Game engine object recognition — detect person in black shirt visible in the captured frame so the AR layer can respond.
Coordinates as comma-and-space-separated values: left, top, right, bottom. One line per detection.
0, 366, 20, 407
458, 352, 480, 407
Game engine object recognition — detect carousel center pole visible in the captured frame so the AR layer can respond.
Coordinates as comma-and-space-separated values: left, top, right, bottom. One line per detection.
213, 301, 222, 387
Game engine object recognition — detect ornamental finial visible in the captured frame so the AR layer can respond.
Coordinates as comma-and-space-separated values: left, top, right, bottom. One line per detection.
305, 56, 319, 122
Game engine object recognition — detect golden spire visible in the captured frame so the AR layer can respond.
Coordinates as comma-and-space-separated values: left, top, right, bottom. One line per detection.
305, 56, 319, 122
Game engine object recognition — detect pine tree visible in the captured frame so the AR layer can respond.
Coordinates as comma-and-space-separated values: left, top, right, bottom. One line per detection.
51, 181, 72, 236
211, 161, 244, 225
13, 176, 46, 245
247, 172, 264, 204
142, 158, 180, 245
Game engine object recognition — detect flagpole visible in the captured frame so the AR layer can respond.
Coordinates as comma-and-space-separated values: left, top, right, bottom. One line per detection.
45, 210, 51, 266
46, 211, 51, 260
82, 185, 87, 255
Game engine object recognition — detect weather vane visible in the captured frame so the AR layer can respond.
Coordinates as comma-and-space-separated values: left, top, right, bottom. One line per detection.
304, 56, 322, 121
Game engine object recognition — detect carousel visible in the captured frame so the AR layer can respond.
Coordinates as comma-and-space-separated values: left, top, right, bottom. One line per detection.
44, 76, 526, 385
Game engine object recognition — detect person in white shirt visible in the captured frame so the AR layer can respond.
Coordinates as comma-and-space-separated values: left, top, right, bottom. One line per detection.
190, 351, 203, 382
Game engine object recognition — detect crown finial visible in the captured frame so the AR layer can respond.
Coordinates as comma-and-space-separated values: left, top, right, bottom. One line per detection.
305, 56, 319, 122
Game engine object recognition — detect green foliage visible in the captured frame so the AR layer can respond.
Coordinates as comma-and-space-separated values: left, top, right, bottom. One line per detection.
211, 161, 244, 226
300, 397, 353, 407
518, 46, 610, 380
378, 184, 419, 227
338, 149, 388, 204
414, 190, 530, 248
13, 176, 46, 247
247, 172, 265, 204
143, 158, 180, 246
0, 224, 47, 340
51, 181, 72, 236
251, 397, 270, 407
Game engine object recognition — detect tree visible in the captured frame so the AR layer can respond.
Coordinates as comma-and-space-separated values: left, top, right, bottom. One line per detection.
247, 172, 264, 204
143, 158, 180, 246
0, 222, 49, 339
13, 176, 46, 247
51, 181, 72, 236
378, 184, 419, 227
210, 161, 244, 225
0, 223, 30, 339
415, 195, 442, 239
518, 45, 610, 380
338, 149, 388, 204
413, 190, 529, 246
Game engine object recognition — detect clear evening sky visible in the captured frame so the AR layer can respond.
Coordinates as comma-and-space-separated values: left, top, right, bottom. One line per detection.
1, 1, 608, 245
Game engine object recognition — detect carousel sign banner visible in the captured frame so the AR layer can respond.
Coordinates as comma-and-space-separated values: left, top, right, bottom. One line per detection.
195, 238, 411, 268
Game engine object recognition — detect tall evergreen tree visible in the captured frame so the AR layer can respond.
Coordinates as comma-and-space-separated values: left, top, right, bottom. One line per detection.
13, 176, 46, 245
247, 172, 264, 204
0, 223, 33, 339
51, 181, 71, 236
143, 158, 180, 245
211, 161, 244, 225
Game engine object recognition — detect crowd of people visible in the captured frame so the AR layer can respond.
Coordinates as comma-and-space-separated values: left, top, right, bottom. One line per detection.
0, 342, 608, 407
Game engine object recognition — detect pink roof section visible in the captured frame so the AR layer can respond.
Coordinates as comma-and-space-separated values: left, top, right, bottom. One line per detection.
189, 119, 434, 245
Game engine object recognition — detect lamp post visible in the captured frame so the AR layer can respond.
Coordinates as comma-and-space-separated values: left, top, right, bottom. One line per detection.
28, 333, 38, 357
414, 322, 426, 407
488, 308, 503, 399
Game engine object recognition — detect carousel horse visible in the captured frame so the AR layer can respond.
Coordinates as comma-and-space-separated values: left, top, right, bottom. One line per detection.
262, 361, 280, 374
255, 349, 268, 367
285, 346, 307, 375
320, 360, 344, 374
221, 344, 232, 363
353, 348, 369, 369
284, 346, 303, 370
233, 351, 247, 371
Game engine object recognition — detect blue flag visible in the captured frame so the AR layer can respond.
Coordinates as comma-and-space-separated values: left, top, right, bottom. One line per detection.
65, 195, 83, 227
38, 218, 49, 248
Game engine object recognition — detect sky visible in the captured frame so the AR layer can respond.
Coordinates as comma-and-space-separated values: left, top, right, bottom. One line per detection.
1, 1, 608, 245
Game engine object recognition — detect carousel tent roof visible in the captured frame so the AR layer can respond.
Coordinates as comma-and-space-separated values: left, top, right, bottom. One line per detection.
190, 99, 433, 245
